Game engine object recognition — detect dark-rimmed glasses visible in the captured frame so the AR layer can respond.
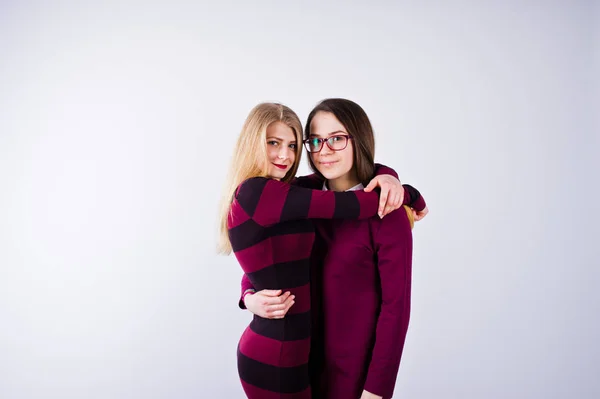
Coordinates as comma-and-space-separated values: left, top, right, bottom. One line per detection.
303, 135, 353, 153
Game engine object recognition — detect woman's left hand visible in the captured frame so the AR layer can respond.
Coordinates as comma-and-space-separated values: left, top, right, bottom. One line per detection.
364, 174, 404, 218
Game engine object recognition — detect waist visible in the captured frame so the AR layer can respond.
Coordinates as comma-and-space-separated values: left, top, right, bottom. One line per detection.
250, 310, 312, 342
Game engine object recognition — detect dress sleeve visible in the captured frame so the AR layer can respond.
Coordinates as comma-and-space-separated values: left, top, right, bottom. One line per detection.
363, 208, 413, 399
238, 273, 255, 310
235, 177, 380, 227
374, 163, 427, 211
291, 173, 324, 189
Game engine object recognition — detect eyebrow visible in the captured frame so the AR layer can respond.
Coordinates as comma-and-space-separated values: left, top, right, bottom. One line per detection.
267, 136, 297, 143
309, 130, 346, 137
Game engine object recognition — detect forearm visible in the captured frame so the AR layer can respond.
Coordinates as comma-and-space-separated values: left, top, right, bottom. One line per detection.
402, 184, 426, 210
365, 212, 413, 397
239, 274, 255, 309
238, 177, 379, 226
374, 163, 398, 179
363, 292, 410, 397
291, 174, 323, 189
373, 163, 426, 210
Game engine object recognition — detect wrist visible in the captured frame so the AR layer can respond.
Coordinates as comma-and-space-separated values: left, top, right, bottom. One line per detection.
242, 289, 256, 305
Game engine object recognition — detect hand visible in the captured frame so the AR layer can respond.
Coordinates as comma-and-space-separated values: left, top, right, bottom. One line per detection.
412, 205, 429, 221
364, 174, 404, 218
360, 390, 382, 399
244, 289, 295, 319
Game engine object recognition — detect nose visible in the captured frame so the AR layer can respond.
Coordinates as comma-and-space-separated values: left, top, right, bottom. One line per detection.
278, 146, 291, 160
320, 141, 334, 155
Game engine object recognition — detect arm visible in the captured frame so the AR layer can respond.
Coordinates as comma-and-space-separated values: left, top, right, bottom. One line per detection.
239, 274, 295, 318
235, 177, 379, 227
238, 273, 255, 309
363, 209, 413, 399
291, 173, 324, 189
373, 163, 427, 211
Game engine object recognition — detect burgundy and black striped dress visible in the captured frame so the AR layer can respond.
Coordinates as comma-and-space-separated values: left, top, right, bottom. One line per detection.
228, 177, 380, 398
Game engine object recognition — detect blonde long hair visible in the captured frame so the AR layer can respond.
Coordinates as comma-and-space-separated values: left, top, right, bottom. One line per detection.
217, 103, 303, 254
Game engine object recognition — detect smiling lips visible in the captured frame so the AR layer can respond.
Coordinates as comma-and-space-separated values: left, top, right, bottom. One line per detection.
319, 160, 338, 167
273, 163, 288, 170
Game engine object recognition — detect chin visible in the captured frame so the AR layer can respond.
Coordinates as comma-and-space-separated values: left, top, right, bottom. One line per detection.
269, 169, 287, 180
318, 170, 343, 180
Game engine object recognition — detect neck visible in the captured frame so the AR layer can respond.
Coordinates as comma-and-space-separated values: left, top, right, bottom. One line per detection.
327, 172, 360, 192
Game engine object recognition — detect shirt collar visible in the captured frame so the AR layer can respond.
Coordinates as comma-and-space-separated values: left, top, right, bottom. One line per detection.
322, 181, 365, 192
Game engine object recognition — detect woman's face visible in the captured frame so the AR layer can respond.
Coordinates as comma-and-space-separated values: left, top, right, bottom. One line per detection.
308, 111, 354, 181
265, 121, 297, 180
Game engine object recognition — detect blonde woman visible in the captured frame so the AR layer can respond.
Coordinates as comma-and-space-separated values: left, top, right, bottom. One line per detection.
218, 103, 405, 398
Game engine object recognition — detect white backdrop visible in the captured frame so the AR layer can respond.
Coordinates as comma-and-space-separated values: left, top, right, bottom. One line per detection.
1, 1, 598, 398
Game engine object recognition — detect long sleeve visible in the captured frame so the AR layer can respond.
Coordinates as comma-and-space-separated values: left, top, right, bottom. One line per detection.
239, 273, 254, 309
235, 177, 379, 227
292, 173, 323, 189
363, 208, 413, 398
402, 184, 426, 211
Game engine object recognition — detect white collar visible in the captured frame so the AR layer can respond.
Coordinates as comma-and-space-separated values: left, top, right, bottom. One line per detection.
322, 181, 364, 192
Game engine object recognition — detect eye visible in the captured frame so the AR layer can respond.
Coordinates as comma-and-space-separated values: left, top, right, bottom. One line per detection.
267, 140, 279, 146
330, 136, 343, 142
289, 143, 297, 149
309, 138, 320, 145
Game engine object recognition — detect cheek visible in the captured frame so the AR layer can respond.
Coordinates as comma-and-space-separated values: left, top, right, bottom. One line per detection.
341, 146, 354, 168
309, 153, 320, 170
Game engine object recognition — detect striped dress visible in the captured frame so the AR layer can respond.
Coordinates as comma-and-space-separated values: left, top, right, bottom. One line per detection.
228, 177, 380, 398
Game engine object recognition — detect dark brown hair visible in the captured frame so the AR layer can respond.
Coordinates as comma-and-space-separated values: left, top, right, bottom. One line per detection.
304, 98, 375, 186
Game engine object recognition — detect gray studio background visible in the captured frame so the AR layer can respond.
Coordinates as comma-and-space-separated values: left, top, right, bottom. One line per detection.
1, 1, 598, 398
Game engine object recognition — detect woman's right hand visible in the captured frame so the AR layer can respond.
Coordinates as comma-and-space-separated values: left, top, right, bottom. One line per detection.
412, 205, 429, 221
244, 289, 295, 319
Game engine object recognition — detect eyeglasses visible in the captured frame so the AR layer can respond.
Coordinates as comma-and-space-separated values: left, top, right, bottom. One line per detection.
303, 135, 353, 153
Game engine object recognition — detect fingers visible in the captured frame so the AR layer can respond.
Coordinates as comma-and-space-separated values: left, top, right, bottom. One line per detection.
398, 186, 404, 206
266, 295, 294, 311
364, 179, 378, 192
381, 190, 403, 217
267, 295, 295, 319
415, 206, 429, 221
261, 289, 283, 296
393, 191, 401, 208
255, 289, 299, 318
390, 192, 398, 209
378, 187, 389, 218
261, 291, 291, 305
412, 206, 428, 222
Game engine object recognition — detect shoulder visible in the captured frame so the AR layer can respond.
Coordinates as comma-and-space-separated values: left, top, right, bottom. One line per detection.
234, 177, 271, 203
235, 177, 295, 203
236, 177, 269, 194
373, 206, 413, 243
292, 174, 324, 189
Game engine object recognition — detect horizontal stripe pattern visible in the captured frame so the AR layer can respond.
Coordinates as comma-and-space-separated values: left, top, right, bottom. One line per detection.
229, 218, 314, 253
239, 327, 310, 368
229, 177, 380, 397
246, 259, 310, 291
333, 191, 360, 219
250, 311, 311, 342
283, 283, 310, 315
233, 230, 314, 274
280, 184, 312, 221
238, 349, 309, 394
